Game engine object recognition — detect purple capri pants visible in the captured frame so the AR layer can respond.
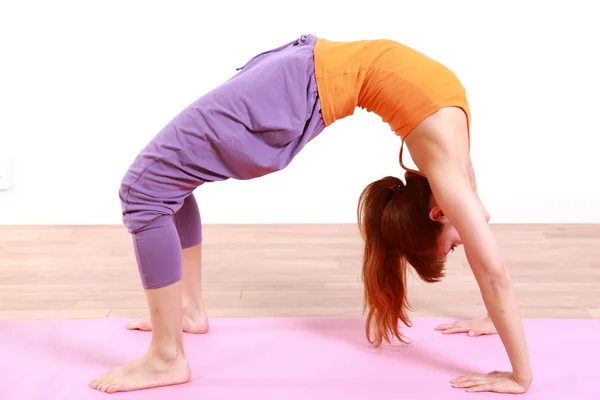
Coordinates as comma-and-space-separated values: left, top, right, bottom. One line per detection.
118, 34, 326, 289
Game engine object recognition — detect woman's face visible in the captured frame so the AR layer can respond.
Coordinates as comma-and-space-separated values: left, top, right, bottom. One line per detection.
429, 200, 490, 258
439, 223, 463, 257
428, 204, 463, 257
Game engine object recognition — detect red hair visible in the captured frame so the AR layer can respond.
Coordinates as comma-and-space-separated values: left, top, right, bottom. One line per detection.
357, 171, 447, 347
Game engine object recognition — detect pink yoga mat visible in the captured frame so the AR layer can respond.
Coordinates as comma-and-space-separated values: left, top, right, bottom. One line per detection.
0, 317, 597, 399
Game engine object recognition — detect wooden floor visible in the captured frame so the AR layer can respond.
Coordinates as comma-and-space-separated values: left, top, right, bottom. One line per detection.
0, 224, 599, 321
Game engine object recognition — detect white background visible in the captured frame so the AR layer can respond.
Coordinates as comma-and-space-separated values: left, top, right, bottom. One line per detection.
1, 0, 598, 225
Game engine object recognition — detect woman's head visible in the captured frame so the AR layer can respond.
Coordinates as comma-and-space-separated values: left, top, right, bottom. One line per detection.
357, 170, 461, 347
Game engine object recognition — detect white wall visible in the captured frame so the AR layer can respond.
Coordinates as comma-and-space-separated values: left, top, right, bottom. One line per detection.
1, 0, 598, 225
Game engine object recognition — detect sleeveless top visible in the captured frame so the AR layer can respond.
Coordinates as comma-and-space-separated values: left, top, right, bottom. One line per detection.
313, 37, 471, 175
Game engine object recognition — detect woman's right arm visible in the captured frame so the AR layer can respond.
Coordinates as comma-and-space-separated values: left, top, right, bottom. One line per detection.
434, 156, 493, 336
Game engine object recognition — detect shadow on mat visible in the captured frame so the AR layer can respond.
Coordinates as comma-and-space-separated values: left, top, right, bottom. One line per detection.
0, 319, 142, 370
296, 317, 477, 377
0, 316, 482, 382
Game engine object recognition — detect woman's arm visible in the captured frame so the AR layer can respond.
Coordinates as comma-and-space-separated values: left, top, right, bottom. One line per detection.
405, 107, 532, 392
467, 158, 491, 222
427, 162, 532, 386
435, 157, 493, 337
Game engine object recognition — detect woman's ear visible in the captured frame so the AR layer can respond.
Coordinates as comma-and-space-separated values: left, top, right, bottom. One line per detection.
429, 206, 446, 222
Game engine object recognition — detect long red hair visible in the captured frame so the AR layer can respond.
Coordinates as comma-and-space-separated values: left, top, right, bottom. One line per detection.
357, 171, 447, 346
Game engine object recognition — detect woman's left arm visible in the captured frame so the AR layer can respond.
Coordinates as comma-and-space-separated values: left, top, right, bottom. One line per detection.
405, 107, 532, 392
426, 161, 532, 390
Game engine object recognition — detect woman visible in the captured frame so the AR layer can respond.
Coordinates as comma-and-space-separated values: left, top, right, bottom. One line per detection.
90, 34, 532, 394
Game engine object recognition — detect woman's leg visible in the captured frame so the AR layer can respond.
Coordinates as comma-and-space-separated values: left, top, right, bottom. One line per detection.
90, 212, 191, 393
177, 194, 209, 332
126, 193, 209, 334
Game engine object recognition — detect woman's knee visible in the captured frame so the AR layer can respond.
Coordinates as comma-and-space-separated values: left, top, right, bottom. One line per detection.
119, 179, 192, 236
118, 181, 135, 233
118, 181, 162, 234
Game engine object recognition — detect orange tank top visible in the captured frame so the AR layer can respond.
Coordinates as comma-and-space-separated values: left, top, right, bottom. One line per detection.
312, 37, 471, 173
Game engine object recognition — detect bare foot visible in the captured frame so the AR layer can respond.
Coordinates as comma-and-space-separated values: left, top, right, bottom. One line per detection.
126, 307, 209, 334
89, 351, 191, 393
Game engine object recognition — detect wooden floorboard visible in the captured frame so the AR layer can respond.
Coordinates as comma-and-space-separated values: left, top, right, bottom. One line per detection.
0, 224, 599, 320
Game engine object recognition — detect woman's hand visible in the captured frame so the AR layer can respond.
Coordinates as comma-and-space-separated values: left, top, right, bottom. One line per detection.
435, 316, 497, 336
451, 371, 530, 394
